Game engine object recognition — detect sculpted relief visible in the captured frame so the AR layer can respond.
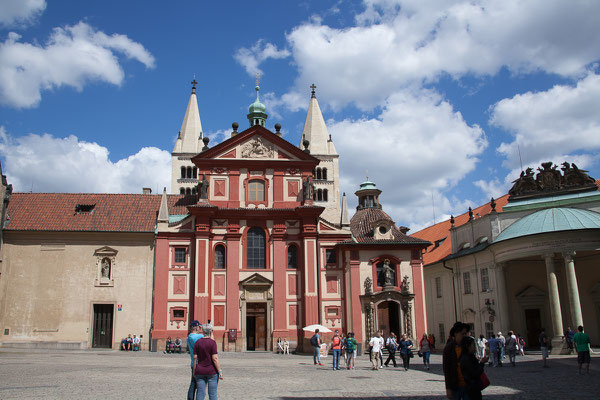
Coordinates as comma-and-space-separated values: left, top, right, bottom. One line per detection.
241, 137, 274, 159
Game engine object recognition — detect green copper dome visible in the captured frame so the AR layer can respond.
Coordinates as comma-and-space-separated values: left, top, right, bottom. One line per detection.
358, 179, 378, 191
495, 207, 600, 242
247, 85, 268, 127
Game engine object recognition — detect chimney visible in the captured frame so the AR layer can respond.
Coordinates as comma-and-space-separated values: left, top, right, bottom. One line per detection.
142, 188, 152, 195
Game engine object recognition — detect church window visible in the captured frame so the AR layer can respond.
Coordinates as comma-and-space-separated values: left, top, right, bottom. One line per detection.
435, 277, 442, 298
322, 168, 327, 180
174, 248, 186, 264
180, 188, 185, 195
325, 249, 336, 264
287, 245, 298, 269
248, 180, 265, 201
192, 187, 197, 195
214, 244, 225, 269
246, 227, 266, 269
186, 167, 192, 178
323, 189, 328, 202
173, 309, 185, 319
480, 268, 490, 291
316, 168, 322, 180
463, 272, 472, 294
317, 189, 323, 201
376, 260, 396, 287
439, 323, 446, 341
193, 168, 197, 179
181, 167, 186, 178
186, 188, 192, 195
379, 226, 388, 234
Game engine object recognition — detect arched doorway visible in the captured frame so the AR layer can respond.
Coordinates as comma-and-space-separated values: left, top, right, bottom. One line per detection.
377, 301, 401, 338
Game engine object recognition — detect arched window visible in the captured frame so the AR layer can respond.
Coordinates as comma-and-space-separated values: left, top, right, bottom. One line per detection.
214, 244, 225, 269
186, 188, 192, 195
322, 168, 327, 180
246, 227, 266, 269
192, 187, 197, 195
181, 167, 186, 178
193, 168, 197, 179
316, 168, 322, 180
287, 245, 298, 269
187, 167, 192, 178
180, 188, 185, 195
317, 189, 323, 201
248, 180, 265, 201
323, 189, 328, 202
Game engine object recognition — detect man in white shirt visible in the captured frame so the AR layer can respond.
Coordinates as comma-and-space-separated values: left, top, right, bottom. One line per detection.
369, 331, 384, 370
132, 335, 141, 351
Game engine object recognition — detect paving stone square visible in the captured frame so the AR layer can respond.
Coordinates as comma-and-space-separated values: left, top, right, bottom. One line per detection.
0, 348, 598, 399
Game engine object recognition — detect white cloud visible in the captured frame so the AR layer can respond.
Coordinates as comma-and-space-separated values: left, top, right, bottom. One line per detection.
490, 72, 600, 171
0, 21, 155, 108
0, 0, 46, 27
473, 178, 507, 199
285, 0, 600, 111
234, 39, 290, 77
332, 89, 487, 229
0, 127, 170, 193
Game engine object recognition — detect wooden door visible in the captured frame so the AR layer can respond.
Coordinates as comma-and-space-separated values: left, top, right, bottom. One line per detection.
92, 304, 114, 348
525, 308, 542, 349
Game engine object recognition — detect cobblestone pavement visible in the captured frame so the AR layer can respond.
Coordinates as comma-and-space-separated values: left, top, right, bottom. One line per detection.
0, 348, 598, 399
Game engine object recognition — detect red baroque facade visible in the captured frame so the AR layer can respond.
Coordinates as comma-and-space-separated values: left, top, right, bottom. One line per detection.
152, 123, 430, 352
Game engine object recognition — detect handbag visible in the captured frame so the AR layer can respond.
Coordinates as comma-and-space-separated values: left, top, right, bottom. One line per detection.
480, 371, 490, 390
417, 351, 423, 357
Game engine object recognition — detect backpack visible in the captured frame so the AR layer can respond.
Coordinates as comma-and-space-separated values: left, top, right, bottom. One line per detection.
310, 334, 319, 347
346, 338, 355, 352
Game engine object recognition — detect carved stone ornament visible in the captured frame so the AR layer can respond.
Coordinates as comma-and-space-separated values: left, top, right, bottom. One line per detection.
401, 275, 410, 294
241, 136, 274, 158
364, 277, 373, 294
508, 161, 596, 201
211, 167, 228, 174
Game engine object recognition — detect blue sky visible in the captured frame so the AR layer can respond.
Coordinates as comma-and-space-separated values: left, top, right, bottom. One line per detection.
1, 0, 599, 230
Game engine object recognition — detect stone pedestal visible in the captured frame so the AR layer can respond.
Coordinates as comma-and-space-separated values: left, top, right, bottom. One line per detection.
551, 337, 569, 355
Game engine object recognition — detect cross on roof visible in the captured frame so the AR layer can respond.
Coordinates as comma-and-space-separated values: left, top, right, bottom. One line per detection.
310, 83, 316, 98
255, 73, 261, 87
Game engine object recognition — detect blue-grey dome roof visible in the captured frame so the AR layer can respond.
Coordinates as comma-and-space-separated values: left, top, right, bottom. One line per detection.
495, 207, 600, 242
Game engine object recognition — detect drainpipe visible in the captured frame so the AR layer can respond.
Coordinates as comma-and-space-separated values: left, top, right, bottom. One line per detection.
149, 229, 157, 351
316, 234, 322, 324
442, 260, 458, 322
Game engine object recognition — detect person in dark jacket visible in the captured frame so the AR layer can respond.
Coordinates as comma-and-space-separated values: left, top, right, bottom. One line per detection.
443, 322, 486, 400
460, 336, 488, 400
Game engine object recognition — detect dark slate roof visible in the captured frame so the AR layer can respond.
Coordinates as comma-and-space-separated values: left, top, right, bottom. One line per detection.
346, 207, 430, 245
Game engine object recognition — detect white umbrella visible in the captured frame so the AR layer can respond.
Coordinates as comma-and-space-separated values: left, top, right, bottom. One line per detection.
302, 324, 332, 333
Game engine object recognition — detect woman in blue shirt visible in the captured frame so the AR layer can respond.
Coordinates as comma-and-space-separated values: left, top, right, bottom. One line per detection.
399, 333, 414, 371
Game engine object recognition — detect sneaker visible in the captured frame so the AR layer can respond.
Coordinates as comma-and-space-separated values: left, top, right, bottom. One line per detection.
319, 363, 324, 366
379, 365, 383, 369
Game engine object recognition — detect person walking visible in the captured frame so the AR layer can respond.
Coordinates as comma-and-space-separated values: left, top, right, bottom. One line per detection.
573, 325, 591, 374
193, 324, 222, 400
476, 335, 487, 360
331, 330, 342, 370
459, 335, 489, 400
187, 320, 204, 400
369, 331, 383, 370
384, 332, 398, 367
564, 327, 575, 354
377, 330, 385, 368
345, 332, 358, 370
497, 332, 506, 360
539, 327, 549, 368
429, 333, 436, 351
443, 322, 471, 400
311, 329, 323, 366
420, 333, 433, 370
488, 334, 499, 367
505, 331, 517, 366
399, 333, 414, 371
517, 333, 525, 355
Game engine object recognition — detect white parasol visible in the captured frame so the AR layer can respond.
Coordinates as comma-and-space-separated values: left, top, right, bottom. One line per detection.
302, 324, 332, 333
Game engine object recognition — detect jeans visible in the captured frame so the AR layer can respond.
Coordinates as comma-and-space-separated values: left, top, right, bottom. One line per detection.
313, 346, 321, 364
452, 387, 470, 400
422, 351, 431, 365
491, 350, 499, 366
385, 350, 397, 367
500, 346, 505, 359
401, 352, 411, 369
194, 374, 218, 400
187, 367, 197, 400
508, 352, 516, 365
332, 349, 341, 369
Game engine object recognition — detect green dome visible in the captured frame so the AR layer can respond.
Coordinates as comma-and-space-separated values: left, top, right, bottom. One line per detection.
248, 86, 266, 113
358, 180, 378, 191
495, 207, 600, 242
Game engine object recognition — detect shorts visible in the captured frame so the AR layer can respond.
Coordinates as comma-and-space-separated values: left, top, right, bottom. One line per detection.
577, 351, 591, 364
541, 347, 549, 359
352, 350, 357, 358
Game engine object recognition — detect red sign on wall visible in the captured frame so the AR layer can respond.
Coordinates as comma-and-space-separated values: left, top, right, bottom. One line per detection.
228, 329, 237, 341
117, 304, 123, 311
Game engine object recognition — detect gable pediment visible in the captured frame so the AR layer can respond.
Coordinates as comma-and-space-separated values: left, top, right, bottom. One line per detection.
240, 273, 273, 287
94, 246, 118, 256
516, 285, 546, 298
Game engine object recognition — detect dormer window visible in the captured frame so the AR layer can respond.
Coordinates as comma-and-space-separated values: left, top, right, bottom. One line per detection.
378, 226, 388, 234
75, 204, 95, 214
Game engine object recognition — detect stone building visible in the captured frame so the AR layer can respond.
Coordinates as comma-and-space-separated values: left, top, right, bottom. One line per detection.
413, 164, 600, 353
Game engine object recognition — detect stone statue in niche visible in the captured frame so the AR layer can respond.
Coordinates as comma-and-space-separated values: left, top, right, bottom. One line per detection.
364, 277, 373, 294
101, 258, 111, 279
382, 259, 394, 288
199, 174, 209, 199
401, 275, 410, 294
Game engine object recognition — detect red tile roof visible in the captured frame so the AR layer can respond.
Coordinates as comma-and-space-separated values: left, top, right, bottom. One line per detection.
411, 195, 510, 266
5, 193, 198, 233
346, 207, 430, 245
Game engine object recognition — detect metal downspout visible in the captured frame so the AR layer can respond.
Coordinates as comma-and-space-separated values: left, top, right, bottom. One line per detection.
442, 261, 458, 321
